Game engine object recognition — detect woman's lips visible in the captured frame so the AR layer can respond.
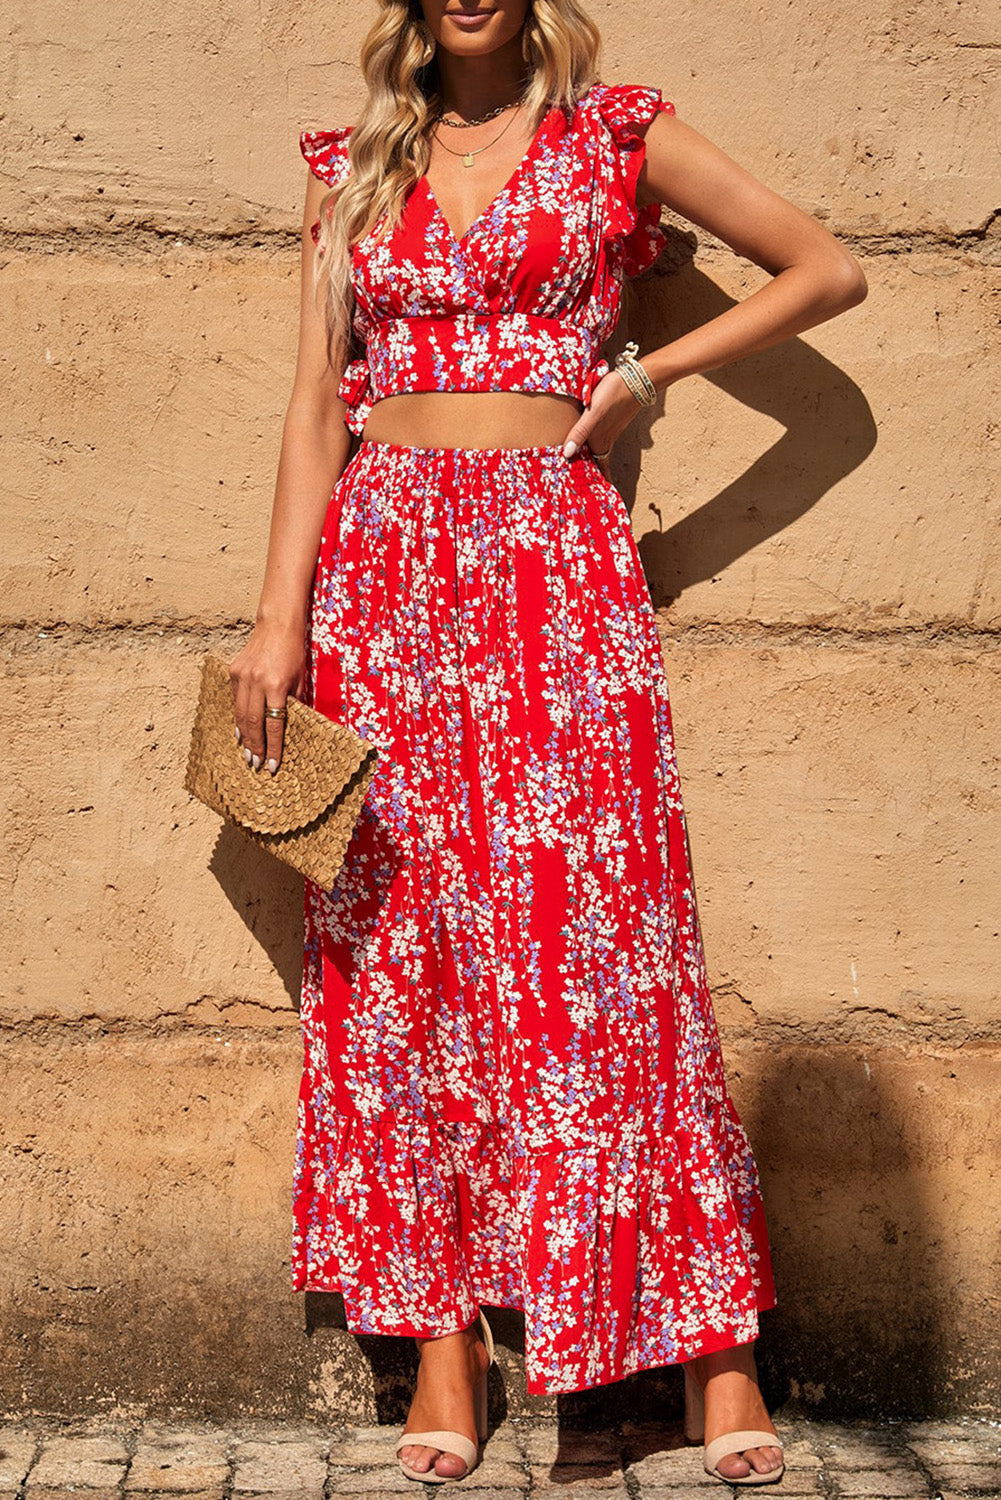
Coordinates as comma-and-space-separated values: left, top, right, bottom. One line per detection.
447, 10, 495, 28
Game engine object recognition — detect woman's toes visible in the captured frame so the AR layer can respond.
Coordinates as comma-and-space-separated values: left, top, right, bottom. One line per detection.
716, 1451, 753, 1478
749, 1444, 783, 1472
399, 1440, 471, 1478
715, 1443, 782, 1478
433, 1450, 470, 1478
400, 1442, 435, 1471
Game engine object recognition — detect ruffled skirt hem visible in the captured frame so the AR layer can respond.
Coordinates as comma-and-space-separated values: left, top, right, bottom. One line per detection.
291, 1100, 777, 1397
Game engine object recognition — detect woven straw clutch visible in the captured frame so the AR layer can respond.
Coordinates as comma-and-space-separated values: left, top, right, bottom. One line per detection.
183, 651, 378, 890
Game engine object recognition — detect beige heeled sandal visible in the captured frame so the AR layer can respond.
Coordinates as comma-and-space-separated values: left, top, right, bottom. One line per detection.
395, 1308, 495, 1484
683, 1359, 785, 1486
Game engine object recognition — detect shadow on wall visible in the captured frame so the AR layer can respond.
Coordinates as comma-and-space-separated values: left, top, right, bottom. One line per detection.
743, 1044, 954, 1422
208, 823, 305, 1007
605, 235, 877, 604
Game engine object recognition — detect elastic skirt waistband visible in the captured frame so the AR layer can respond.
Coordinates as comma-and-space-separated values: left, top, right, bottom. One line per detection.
344, 439, 606, 488
356, 437, 588, 459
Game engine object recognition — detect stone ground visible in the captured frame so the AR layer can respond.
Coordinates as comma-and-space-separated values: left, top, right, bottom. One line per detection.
1, 1414, 999, 1500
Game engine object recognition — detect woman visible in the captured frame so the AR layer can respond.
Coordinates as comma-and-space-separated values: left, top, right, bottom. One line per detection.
229, 0, 866, 1487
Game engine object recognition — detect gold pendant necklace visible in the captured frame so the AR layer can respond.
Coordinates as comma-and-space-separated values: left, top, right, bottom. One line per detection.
432, 104, 521, 168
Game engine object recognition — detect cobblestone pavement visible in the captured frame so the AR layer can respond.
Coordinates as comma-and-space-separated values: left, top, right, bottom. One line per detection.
1, 1414, 999, 1500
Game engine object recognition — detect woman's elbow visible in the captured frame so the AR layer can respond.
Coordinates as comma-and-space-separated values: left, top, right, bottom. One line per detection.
827, 252, 869, 310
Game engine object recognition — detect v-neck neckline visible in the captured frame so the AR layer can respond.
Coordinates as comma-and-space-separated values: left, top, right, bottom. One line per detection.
419, 99, 561, 251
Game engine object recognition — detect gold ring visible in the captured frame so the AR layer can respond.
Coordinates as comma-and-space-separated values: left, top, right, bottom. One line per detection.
264, 704, 287, 719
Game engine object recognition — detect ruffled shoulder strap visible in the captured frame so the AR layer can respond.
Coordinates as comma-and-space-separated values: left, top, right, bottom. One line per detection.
299, 125, 353, 187
586, 81, 676, 278
299, 126, 353, 245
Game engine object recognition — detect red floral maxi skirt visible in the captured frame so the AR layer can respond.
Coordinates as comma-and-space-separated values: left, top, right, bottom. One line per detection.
292, 437, 777, 1396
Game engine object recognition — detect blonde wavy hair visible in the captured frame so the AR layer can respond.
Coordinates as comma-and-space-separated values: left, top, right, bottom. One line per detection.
311, 0, 602, 370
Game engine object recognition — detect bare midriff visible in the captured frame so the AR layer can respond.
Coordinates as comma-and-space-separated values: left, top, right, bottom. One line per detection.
359, 390, 583, 450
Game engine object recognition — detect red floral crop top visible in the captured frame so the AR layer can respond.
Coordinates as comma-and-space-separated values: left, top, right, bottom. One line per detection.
299, 81, 675, 436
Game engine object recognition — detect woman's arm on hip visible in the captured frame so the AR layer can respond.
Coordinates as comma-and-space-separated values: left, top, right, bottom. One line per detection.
636, 108, 868, 390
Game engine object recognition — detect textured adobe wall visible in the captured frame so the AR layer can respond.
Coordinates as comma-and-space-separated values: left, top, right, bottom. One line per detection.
2, 0, 998, 1420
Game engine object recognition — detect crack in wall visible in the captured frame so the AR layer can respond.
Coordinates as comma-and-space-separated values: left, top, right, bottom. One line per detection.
2, 620, 999, 651
1, 1012, 999, 1048
0, 215, 997, 262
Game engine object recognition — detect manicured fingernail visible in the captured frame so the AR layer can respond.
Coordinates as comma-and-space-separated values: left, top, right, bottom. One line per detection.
251, 754, 261, 771
244, 747, 252, 764
267, 758, 278, 775
563, 439, 578, 458
234, 725, 241, 743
